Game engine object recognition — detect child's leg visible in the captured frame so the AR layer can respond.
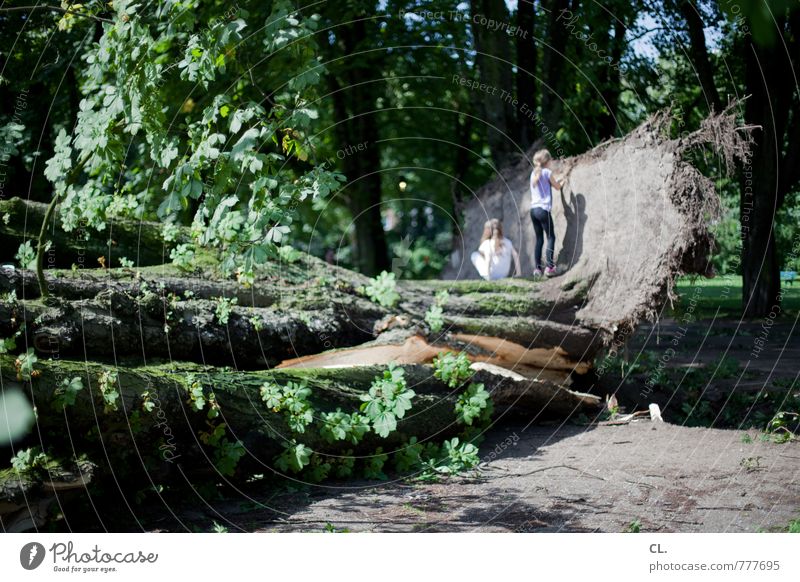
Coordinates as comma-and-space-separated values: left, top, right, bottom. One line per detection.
470, 251, 489, 279
529, 209, 544, 270
544, 211, 556, 268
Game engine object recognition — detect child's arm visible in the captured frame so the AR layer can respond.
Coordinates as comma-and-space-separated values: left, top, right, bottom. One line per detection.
512, 247, 522, 277
549, 172, 565, 190
478, 240, 488, 261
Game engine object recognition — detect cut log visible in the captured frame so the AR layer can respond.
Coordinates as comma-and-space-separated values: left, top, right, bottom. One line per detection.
0, 197, 187, 269
278, 333, 587, 384
0, 262, 598, 367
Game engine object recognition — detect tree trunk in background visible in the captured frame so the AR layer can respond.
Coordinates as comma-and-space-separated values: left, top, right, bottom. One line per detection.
679, 0, 722, 113
516, 0, 537, 148
540, 0, 573, 133
469, 0, 518, 166
596, 17, 625, 139
450, 109, 474, 246
778, 10, 800, 199
740, 12, 792, 317
325, 9, 389, 276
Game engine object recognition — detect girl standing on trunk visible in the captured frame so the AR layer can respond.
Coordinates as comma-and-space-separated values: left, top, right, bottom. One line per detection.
470, 218, 522, 280
529, 149, 565, 277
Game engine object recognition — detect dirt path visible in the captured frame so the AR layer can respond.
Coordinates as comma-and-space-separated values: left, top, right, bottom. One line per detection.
179, 421, 794, 533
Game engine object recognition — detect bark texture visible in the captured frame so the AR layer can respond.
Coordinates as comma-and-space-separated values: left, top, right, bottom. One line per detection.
0, 257, 602, 366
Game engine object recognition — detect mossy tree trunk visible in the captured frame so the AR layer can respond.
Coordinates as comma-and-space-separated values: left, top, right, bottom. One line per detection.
0, 355, 598, 506
1, 262, 601, 368
0, 197, 186, 270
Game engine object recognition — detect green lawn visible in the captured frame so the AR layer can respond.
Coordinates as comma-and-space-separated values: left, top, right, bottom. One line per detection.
670, 275, 800, 319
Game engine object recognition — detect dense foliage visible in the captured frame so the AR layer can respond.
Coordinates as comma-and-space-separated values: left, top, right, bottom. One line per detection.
1, 0, 798, 311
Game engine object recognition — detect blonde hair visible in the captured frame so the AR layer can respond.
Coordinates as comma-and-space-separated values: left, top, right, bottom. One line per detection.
480, 218, 505, 252
532, 149, 552, 184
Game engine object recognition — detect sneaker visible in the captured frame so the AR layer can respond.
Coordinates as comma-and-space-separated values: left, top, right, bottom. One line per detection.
545, 266, 557, 277
533, 268, 543, 277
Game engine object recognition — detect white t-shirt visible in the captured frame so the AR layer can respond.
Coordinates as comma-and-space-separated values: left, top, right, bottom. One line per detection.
478, 237, 514, 280
530, 167, 553, 211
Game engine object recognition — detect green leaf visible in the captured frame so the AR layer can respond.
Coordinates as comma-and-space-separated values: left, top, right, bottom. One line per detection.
372, 411, 397, 438
392, 389, 415, 418
361, 398, 383, 421
280, 442, 311, 473
364, 271, 400, 308
53, 377, 84, 409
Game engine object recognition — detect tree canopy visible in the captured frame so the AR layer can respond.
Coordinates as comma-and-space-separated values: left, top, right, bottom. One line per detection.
1, 0, 798, 313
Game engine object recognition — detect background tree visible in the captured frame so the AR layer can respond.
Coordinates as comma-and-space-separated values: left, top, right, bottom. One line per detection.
318, 2, 389, 276
735, 2, 800, 316
516, 0, 537, 148
468, 0, 518, 166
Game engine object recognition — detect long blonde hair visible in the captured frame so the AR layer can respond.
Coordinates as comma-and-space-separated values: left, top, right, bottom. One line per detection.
532, 149, 552, 184
480, 218, 505, 252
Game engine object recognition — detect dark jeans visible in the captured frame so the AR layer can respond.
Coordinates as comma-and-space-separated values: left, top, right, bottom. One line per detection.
530, 207, 555, 269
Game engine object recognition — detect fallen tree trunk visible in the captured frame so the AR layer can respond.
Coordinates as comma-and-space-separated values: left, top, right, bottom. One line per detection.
0, 354, 599, 527
0, 197, 186, 269
0, 277, 382, 367
1, 356, 598, 455
0, 261, 600, 367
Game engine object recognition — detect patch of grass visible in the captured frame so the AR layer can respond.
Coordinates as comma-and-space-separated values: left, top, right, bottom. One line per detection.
402, 502, 426, 515
597, 340, 800, 434
625, 519, 641, 533
671, 275, 800, 319
739, 456, 762, 471
679, 399, 715, 427
773, 377, 797, 389
676, 386, 800, 435
788, 519, 800, 533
